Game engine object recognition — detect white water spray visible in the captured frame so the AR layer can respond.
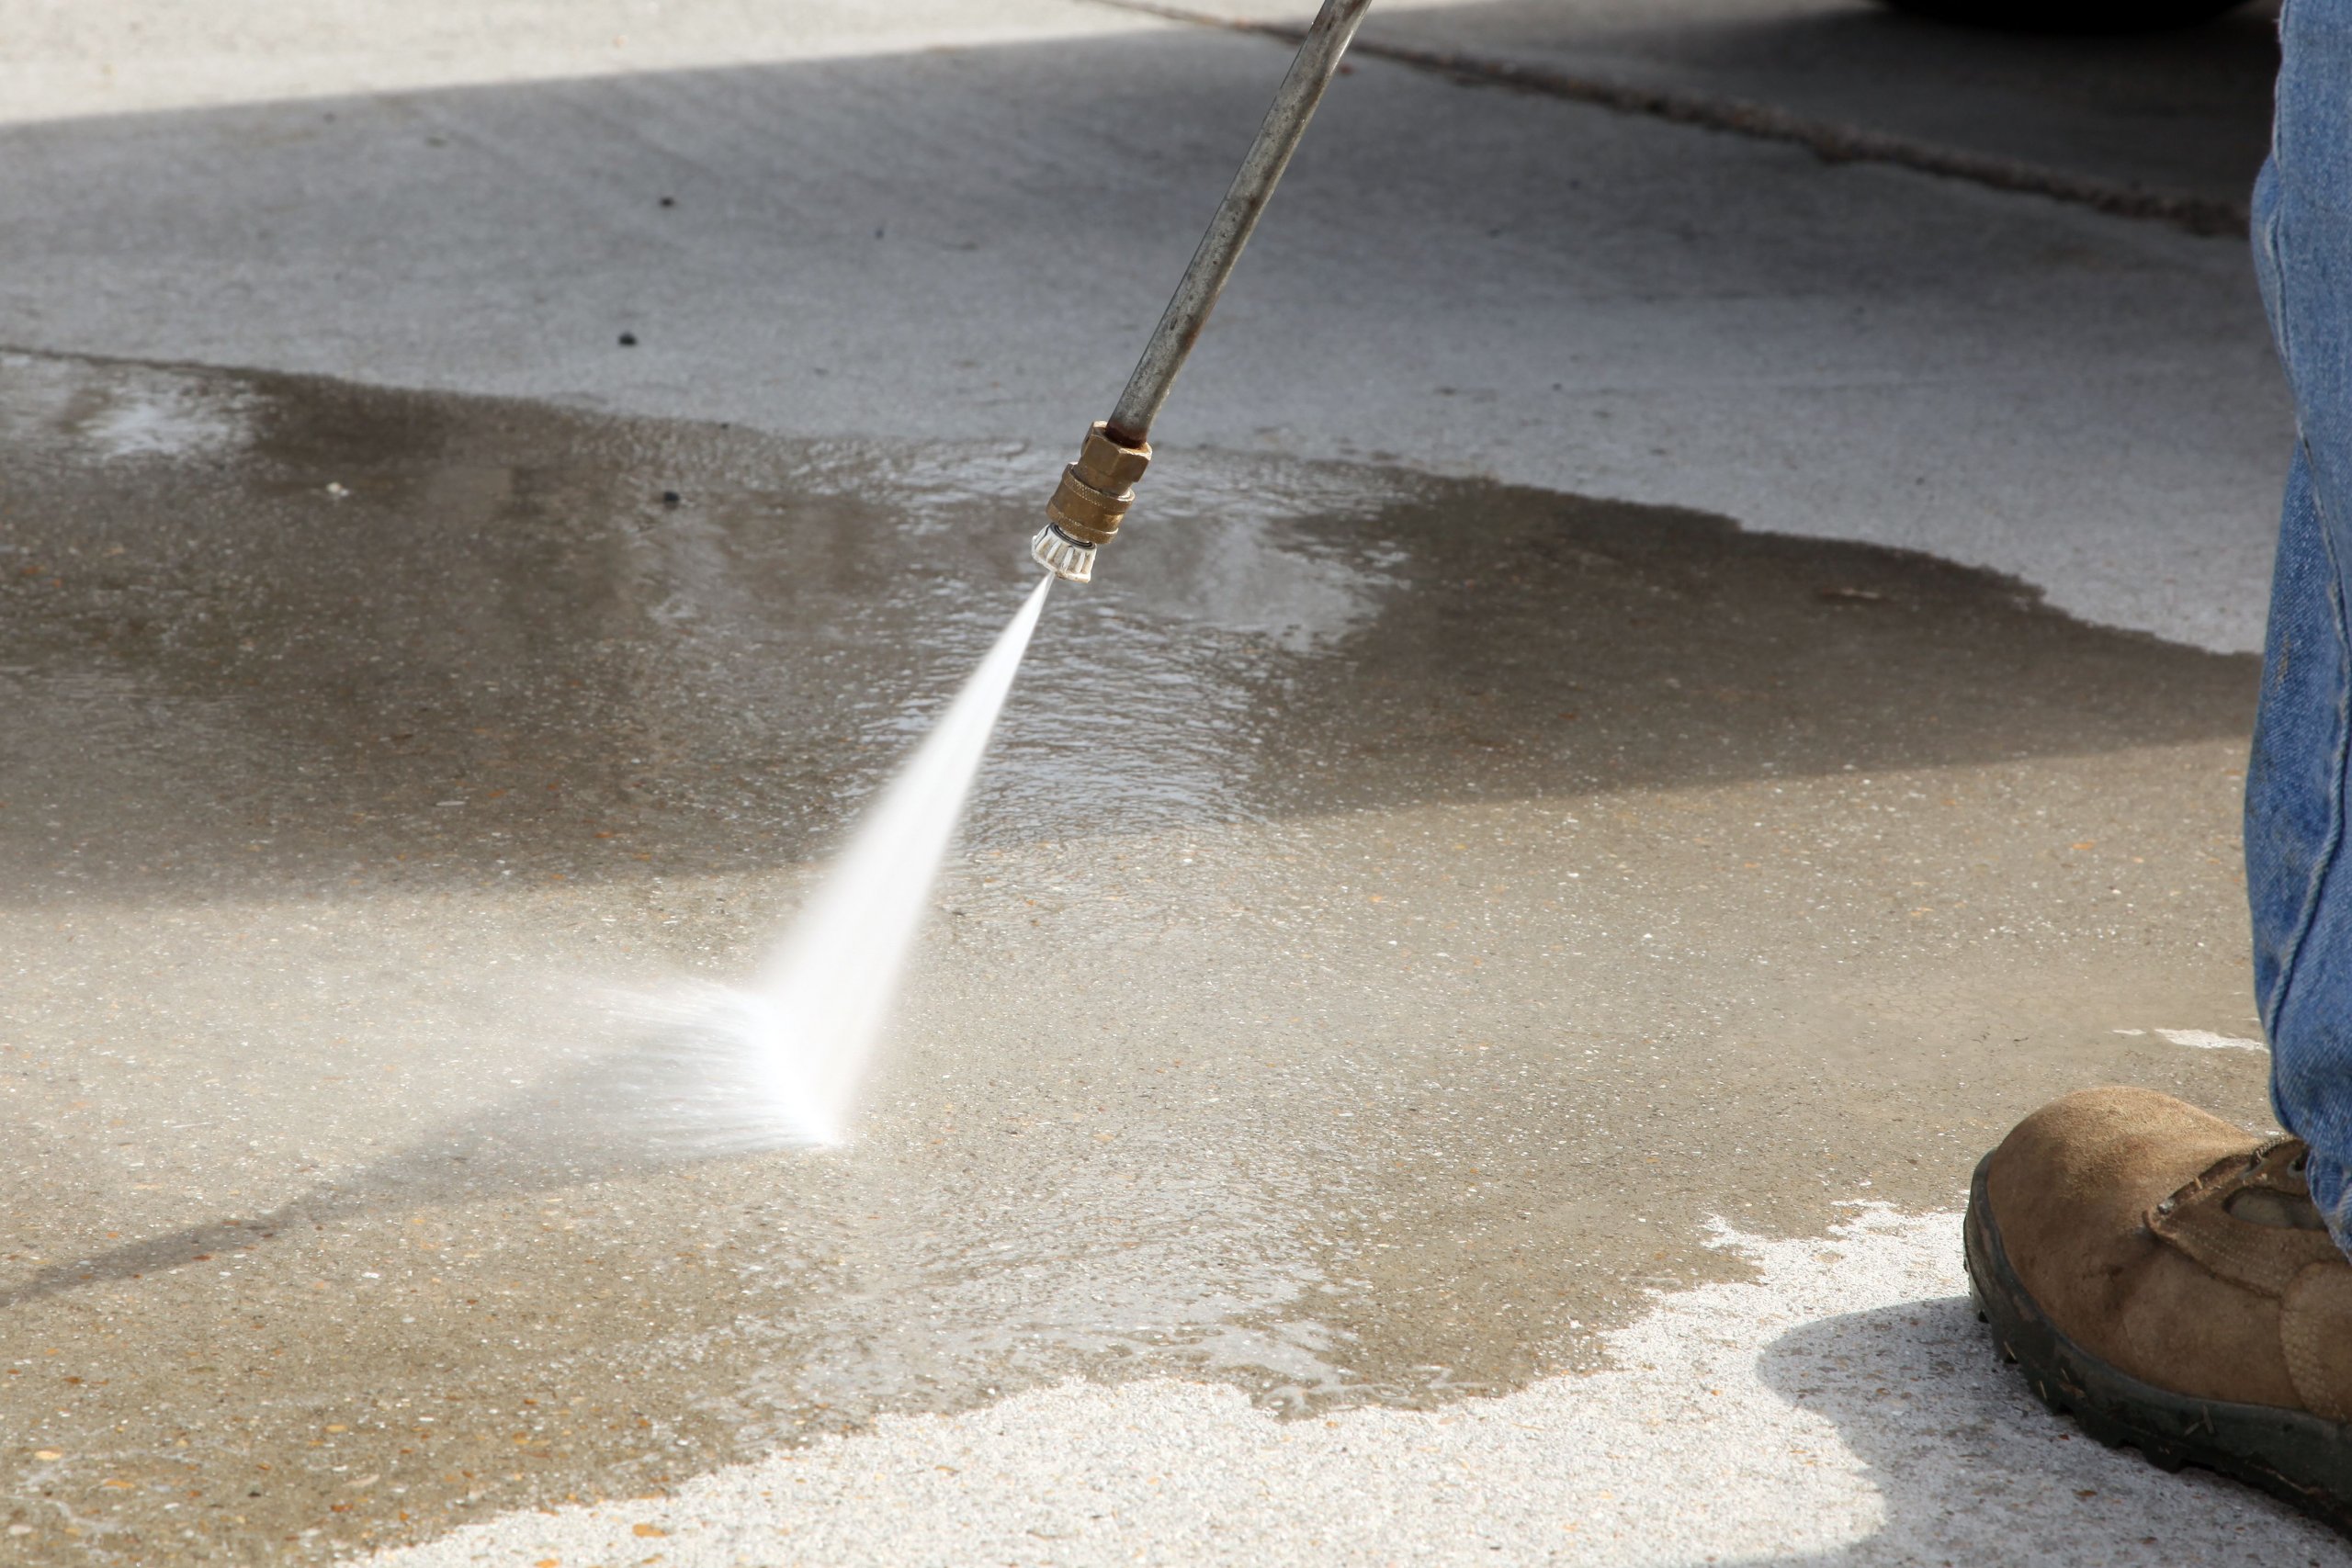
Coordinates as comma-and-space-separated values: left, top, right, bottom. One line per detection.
640, 575, 1053, 1149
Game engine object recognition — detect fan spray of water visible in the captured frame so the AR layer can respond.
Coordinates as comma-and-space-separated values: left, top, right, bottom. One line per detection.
621, 0, 1370, 1151
643, 574, 1053, 1150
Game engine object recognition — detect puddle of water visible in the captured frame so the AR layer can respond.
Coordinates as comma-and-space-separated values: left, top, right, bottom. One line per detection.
0, 355, 2261, 909
0, 351, 2279, 1561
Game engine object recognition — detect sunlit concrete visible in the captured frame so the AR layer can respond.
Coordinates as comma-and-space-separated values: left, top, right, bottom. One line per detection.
0, 2, 1158, 125
370, 1208, 2338, 1567
0, 4, 2320, 1564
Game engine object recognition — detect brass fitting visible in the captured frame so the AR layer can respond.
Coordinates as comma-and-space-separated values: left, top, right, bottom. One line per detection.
1047, 423, 1152, 545
1031, 423, 1152, 582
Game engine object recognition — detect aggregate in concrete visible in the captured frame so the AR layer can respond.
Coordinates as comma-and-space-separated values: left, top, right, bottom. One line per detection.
367, 1208, 2346, 1566
0, 351, 2296, 1560
0, 2, 2320, 1561
0, 0, 2290, 649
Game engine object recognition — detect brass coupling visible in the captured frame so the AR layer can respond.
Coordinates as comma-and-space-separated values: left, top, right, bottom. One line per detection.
1032, 423, 1152, 583
1046, 423, 1152, 547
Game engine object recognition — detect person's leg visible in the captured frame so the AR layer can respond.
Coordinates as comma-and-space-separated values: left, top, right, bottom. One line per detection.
2248, 0, 2352, 1248
1961, 2, 2352, 1532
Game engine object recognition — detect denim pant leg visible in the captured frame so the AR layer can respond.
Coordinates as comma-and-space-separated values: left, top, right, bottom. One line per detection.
2249, 0, 2352, 1241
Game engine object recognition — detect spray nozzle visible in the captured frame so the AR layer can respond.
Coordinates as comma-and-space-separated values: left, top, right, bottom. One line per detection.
1030, 422, 1151, 583
1025, 0, 1369, 582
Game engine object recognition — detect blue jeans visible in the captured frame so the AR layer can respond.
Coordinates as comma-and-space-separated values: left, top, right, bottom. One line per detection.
2250, 0, 2352, 1246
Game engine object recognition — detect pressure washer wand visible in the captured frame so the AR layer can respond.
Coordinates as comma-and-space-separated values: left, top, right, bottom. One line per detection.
1030, 0, 1375, 583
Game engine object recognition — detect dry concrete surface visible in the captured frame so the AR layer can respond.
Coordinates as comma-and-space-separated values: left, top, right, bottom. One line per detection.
0, 2, 2333, 1564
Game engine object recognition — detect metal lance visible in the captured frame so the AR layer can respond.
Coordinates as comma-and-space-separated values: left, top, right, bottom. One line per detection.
1031, 0, 1374, 583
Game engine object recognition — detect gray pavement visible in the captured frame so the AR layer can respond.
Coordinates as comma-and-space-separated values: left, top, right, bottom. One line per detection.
1211, 0, 2283, 210
0, 0, 2289, 649
0, 4, 2329, 1564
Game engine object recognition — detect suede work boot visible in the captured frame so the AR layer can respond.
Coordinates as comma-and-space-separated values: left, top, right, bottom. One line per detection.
1966, 1085, 2352, 1534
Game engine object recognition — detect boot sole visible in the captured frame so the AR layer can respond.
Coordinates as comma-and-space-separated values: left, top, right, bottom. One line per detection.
1964, 1153, 2352, 1537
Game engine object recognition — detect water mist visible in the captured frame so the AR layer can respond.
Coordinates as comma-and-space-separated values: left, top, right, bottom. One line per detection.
643, 574, 1053, 1149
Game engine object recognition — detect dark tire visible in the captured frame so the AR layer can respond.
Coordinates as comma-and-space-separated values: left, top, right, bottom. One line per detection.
1875, 0, 2256, 32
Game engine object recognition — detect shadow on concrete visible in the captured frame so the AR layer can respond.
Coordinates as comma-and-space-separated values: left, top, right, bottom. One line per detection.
0, 1020, 796, 1311
1361, 0, 2279, 207
1750, 1294, 2336, 1562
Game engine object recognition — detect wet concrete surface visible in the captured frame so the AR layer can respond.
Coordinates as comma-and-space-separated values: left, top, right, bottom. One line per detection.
0, 352, 2281, 1559
0, 2, 2290, 657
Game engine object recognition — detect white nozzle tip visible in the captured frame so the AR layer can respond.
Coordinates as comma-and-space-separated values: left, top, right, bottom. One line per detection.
1030, 524, 1095, 583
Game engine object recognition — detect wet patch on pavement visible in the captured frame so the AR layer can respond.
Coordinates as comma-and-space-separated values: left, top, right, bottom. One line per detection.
0, 351, 2273, 1559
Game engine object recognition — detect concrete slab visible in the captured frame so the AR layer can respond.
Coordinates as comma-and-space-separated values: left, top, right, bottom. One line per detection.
0, 0, 2290, 651
367, 1208, 2338, 1566
0, 352, 2305, 1561
0, 2, 1160, 125
0, 3, 2319, 1562
1200, 0, 2284, 211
